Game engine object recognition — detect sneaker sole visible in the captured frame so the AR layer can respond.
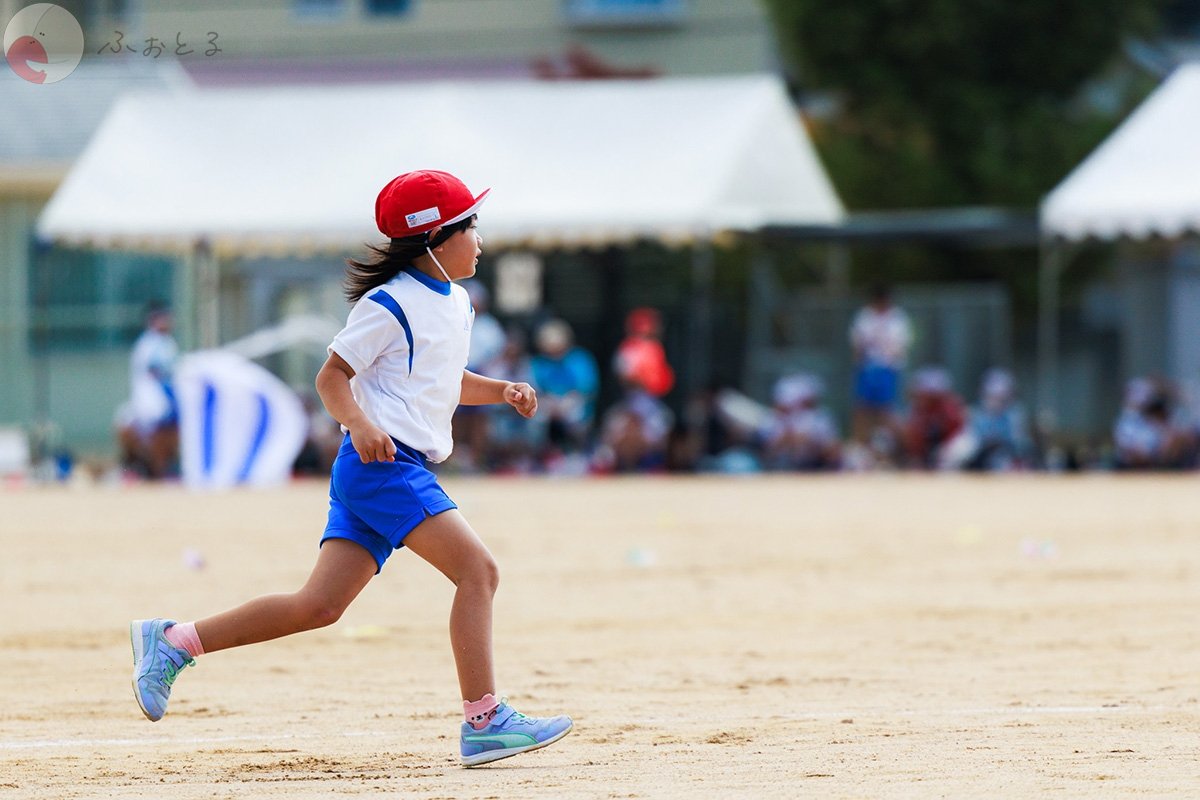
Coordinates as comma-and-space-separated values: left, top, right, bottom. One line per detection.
129, 620, 157, 722
460, 722, 573, 768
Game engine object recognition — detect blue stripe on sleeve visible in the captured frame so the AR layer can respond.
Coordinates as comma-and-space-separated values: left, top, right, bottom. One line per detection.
367, 289, 414, 374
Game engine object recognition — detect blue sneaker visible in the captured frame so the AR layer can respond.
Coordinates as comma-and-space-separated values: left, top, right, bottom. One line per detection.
130, 618, 194, 722
460, 699, 573, 767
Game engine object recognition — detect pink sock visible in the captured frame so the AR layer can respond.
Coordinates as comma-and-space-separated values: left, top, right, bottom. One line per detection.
164, 622, 205, 658
463, 694, 499, 730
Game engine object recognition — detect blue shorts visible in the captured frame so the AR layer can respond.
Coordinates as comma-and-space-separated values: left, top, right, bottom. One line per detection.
854, 363, 901, 409
321, 434, 457, 573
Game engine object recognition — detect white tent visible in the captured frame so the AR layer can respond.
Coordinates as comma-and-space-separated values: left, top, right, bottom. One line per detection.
1041, 63, 1200, 241
36, 75, 843, 254
1037, 63, 1200, 426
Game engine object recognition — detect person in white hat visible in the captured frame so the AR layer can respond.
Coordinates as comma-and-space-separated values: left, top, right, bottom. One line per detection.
963, 368, 1033, 470
762, 373, 841, 470
128, 170, 572, 767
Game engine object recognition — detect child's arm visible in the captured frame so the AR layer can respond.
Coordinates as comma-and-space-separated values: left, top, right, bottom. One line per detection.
460, 370, 538, 419
315, 352, 397, 463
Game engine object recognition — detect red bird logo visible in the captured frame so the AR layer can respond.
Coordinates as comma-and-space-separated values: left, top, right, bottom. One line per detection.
6, 33, 49, 83
3, 4, 84, 84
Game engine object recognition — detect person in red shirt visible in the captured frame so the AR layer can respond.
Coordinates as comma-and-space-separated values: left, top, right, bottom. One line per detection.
904, 366, 966, 469
614, 307, 674, 398
596, 308, 676, 472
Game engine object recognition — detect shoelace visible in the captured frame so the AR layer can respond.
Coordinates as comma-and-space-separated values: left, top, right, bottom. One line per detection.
156, 643, 194, 687
501, 708, 538, 728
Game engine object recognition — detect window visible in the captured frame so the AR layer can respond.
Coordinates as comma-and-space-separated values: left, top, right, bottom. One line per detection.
563, 0, 685, 28
81, 0, 128, 24
292, 0, 348, 21
366, 0, 413, 17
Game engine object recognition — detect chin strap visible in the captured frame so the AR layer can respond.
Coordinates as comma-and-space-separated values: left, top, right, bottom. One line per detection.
426, 247, 454, 283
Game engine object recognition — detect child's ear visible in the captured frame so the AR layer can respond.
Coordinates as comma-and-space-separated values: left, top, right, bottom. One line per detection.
427, 226, 443, 248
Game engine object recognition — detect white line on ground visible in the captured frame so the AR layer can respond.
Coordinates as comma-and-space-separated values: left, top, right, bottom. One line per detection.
0, 730, 376, 751
0, 705, 1186, 752
782, 705, 1181, 720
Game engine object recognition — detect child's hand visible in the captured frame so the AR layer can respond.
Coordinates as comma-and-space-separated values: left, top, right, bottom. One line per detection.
349, 423, 396, 463
504, 382, 538, 418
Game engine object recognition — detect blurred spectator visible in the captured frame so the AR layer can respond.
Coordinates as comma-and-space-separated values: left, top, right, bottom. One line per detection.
596, 388, 675, 473
464, 280, 506, 373
614, 307, 674, 398
451, 281, 508, 471
597, 308, 678, 472
904, 366, 966, 469
530, 319, 599, 458
692, 386, 769, 474
761, 373, 841, 471
685, 386, 732, 465
115, 301, 179, 478
850, 285, 912, 445
961, 368, 1034, 471
485, 327, 542, 472
1113, 377, 1199, 469
676, 385, 751, 473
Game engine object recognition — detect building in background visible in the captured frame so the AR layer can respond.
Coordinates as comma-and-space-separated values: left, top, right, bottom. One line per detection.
58, 0, 777, 83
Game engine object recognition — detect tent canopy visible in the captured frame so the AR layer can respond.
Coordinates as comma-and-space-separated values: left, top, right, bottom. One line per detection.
1041, 63, 1200, 241
0, 60, 190, 193
37, 76, 843, 255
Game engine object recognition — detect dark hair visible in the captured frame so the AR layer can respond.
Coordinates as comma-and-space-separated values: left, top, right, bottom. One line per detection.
344, 215, 476, 302
145, 299, 171, 322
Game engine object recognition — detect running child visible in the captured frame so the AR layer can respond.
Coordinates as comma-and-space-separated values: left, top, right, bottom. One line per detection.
129, 170, 573, 767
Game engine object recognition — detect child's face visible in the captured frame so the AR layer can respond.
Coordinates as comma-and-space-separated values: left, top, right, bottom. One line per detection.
435, 221, 482, 279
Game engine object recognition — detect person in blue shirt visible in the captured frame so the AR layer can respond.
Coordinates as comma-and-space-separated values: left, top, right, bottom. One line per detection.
530, 318, 599, 457
964, 368, 1033, 471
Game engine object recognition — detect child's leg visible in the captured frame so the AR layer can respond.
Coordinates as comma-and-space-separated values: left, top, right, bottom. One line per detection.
402, 509, 498, 702
193, 539, 378, 653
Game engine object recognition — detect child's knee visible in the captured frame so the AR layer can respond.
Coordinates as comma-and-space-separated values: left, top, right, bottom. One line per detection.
467, 554, 500, 594
294, 594, 346, 630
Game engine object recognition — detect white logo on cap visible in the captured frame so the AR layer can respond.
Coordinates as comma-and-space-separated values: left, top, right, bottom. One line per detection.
405, 206, 440, 228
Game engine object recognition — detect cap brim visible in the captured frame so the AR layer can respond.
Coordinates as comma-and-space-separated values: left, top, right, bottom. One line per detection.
443, 187, 490, 226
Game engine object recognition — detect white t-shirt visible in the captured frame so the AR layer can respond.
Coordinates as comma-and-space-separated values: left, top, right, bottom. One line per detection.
328, 268, 473, 463
129, 328, 178, 429
850, 305, 913, 367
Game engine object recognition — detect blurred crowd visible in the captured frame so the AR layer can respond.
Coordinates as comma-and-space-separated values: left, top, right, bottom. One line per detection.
444, 286, 679, 475
118, 284, 1200, 480
427, 282, 1200, 476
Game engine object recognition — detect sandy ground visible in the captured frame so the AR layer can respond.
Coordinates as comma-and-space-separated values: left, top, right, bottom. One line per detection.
1, 474, 1199, 798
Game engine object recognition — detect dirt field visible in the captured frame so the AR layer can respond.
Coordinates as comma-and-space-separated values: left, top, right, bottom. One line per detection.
2, 475, 1198, 798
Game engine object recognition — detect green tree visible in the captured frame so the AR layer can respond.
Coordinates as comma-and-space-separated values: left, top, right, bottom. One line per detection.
764, 0, 1161, 209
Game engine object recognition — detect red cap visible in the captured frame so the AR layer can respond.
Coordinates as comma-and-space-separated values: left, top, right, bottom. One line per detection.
375, 170, 490, 238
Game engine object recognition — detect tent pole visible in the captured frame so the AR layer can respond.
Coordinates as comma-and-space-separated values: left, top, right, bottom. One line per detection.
1036, 238, 1061, 434
30, 233, 51, 459
1037, 239, 1083, 436
194, 239, 219, 349
688, 239, 715, 397
824, 242, 850, 297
